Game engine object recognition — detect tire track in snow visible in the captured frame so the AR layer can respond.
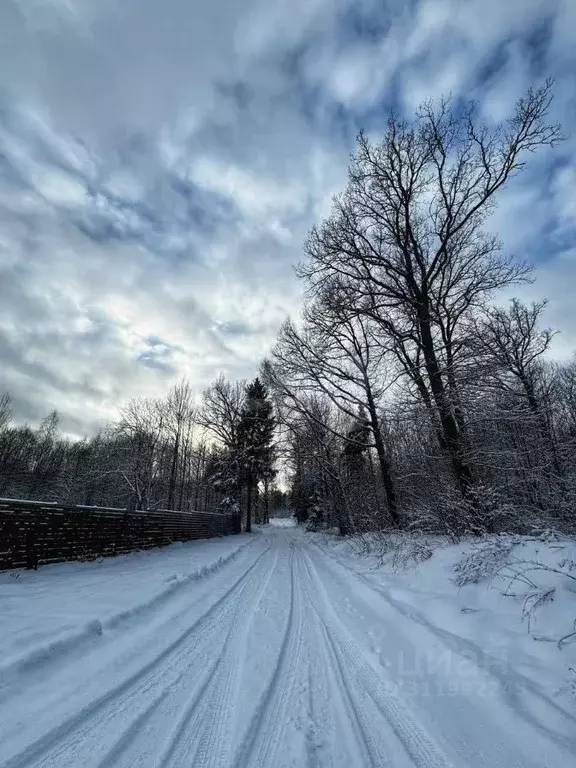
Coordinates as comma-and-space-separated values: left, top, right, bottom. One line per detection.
93, 689, 170, 768
0, 538, 257, 691
302, 624, 336, 768
2, 540, 273, 768
92, 538, 280, 768
299, 544, 456, 768
41, 539, 276, 768
146, 653, 223, 768
164, 543, 279, 768
301, 579, 391, 768
97, 539, 277, 768
233, 535, 304, 768
314, 615, 393, 768
307, 535, 576, 751
105, 536, 258, 631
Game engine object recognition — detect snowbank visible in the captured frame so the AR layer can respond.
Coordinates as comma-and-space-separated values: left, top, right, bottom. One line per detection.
309, 530, 576, 703
0, 532, 256, 683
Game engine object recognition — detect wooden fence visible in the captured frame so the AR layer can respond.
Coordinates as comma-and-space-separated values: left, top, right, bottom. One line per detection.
0, 498, 241, 570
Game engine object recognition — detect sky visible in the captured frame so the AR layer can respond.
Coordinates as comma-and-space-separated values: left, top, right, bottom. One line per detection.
0, 0, 575, 436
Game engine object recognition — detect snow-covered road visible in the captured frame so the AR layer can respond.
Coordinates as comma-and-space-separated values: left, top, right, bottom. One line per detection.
1, 524, 575, 767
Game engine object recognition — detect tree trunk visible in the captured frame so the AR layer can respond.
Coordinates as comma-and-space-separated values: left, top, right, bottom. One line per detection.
254, 486, 261, 524
167, 428, 180, 510
246, 477, 252, 533
178, 437, 189, 511
194, 444, 204, 511
418, 307, 475, 497
521, 373, 565, 480
264, 477, 270, 524
364, 385, 399, 526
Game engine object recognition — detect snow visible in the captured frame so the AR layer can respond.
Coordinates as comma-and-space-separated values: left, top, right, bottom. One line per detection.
0, 534, 255, 680
268, 517, 297, 527
310, 531, 576, 702
1, 525, 575, 767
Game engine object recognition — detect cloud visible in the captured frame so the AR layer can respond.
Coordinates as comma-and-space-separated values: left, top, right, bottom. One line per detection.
136, 336, 182, 374
0, 0, 574, 435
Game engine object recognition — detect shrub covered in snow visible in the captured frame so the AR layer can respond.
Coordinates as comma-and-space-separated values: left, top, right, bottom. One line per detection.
346, 530, 434, 569
453, 532, 576, 655
411, 484, 520, 540
453, 535, 521, 587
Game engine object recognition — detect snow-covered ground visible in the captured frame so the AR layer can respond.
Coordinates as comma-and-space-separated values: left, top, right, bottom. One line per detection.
1, 523, 575, 767
311, 530, 576, 699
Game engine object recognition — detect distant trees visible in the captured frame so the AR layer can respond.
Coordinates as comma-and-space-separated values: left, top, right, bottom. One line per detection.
271, 390, 355, 534
266, 294, 398, 525
0, 382, 223, 513
117, 397, 165, 510
0, 394, 11, 430
235, 378, 276, 532
0, 375, 279, 532
0, 402, 70, 501
199, 375, 245, 449
199, 376, 276, 532
472, 299, 556, 418
164, 381, 196, 510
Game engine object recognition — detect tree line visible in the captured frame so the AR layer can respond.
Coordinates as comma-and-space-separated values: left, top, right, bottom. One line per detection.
0, 379, 279, 531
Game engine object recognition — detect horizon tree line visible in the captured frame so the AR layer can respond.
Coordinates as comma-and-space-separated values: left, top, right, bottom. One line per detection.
0, 378, 279, 531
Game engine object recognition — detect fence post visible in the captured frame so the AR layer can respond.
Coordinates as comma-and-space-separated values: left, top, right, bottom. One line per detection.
25, 523, 38, 570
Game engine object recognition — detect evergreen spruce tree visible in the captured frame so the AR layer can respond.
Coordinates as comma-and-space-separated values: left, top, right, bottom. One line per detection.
206, 446, 242, 516
236, 378, 275, 532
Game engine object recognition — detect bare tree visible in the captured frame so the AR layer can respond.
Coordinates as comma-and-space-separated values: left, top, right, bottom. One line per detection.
301, 82, 561, 500
283, 394, 352, 533
556, 357, 576, 438
117, 397, 164, 509
268, 293, 399, 525
472, 299, 556, 414
164, 380, 196, 510
199, 375, 245, 449
471, 298, 565, 487
0, 393, 12, 431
